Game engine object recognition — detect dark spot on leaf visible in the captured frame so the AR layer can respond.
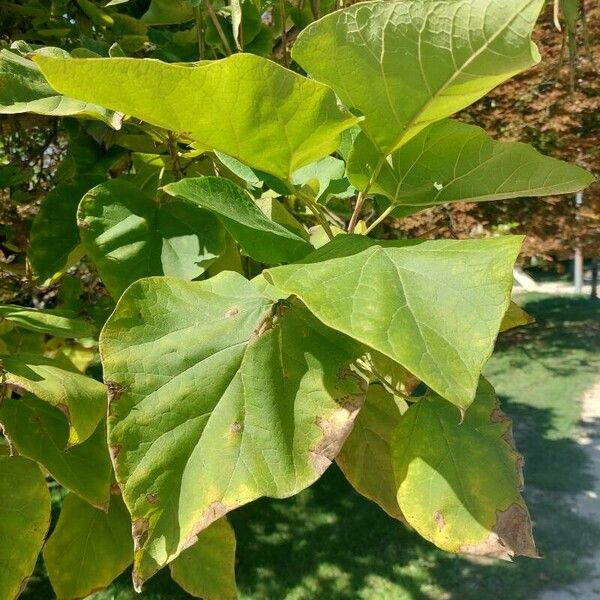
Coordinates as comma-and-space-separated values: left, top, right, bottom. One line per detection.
181, 500, 227, 552
435, 510, 445, 530
109, 444, 121, 462
231, 421, 243, 433
77, 219, 90, 229
146, 493, 159, 505
459, 503, 538, 560
29, 416, 40, 424
110, 482, 122, 496
106, 380, 124, 405
132, 518, 149, 549
225, 308, 239, 317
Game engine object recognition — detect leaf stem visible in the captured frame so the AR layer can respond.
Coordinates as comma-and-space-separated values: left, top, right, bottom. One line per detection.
365, 204, 394, 234
167, 131, 183, 180
193, 5, 205, 60
296, 188, 335, 240
347, 154, 386, 233
204, 0, 232, 55
279, 0, 289, 67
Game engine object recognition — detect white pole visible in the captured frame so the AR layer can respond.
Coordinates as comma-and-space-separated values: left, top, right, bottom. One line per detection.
574, 191, 584, 294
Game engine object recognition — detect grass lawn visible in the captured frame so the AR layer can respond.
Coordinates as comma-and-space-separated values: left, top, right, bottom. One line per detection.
24, 294, 600, 600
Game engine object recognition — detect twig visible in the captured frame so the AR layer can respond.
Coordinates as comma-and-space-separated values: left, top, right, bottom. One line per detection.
193, 5, 205, 60
204, 0, 232, 55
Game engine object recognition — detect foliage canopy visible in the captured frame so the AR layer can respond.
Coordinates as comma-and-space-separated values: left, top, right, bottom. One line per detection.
0, 0, 594, 598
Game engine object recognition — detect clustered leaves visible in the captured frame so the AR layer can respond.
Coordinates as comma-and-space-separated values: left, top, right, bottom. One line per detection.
0, 0, 594, 598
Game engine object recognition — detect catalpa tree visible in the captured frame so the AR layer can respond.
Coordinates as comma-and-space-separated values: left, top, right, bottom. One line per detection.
0, 0, 594, 598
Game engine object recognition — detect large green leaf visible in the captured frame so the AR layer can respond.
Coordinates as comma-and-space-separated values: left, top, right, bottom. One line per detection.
0, 354, 106, 445
170, 518, 237, 600
0, 395, 112, 508
292, 0, 544, 153
34, 54, 357, 180
337, 385, 406, 520
392, 378, 537, 559
0, 305, 95, 338
266, 235, 521, 409
164, 177, 313, 264
78, 179, 225, 298
100, 273, 365, 586
347, 120, 595, 204
0, 50, 122, 128
43, 494, 133, 600
0, 456, 50, 600
29, 176, 104, 282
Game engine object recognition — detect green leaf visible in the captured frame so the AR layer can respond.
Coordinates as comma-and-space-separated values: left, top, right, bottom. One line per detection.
100, 273, 365, 586
0, 305, 95, 338
500, 301, 535, 332
163, 177, 313, 264
34, 54, 357, 180
29, 176, 104, 282
337, 385, 406, 520
43, 493, 133, 600
392, 378, 537, 559
170, 518, 237, 600
292, 0, 544, 153
266, 235, 521, 409
291, 156, 348, 201
78, 179, 226, 298
0, 456, 50, 600
0, 353, 106, 445
0, 395, 112, 508
347, 120, 595, 204
0, 50, 122, 128
141, 0, 193, 24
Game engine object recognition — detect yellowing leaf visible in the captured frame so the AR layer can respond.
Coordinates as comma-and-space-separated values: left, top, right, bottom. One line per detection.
34, 54, 357, 180
392, 378, 537, 559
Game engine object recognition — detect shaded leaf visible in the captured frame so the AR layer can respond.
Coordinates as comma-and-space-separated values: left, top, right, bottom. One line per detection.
0, 305, 95, 338
266, 235, 521, 409
78, 179, 225, 298
0, 395, 112, 508
164, 177, 313, 264
29, 176, 104, 282
0, 456, 50, 600
170, 518, 237, 600
100, 273, 365, 586
43, 494, 133, 600
337, 385, 407, 520
293, 0, 544, 153
34, 54, 357, 180
392, 378, 537, 559
347, 121, 594, 205
0, 353, 106, 445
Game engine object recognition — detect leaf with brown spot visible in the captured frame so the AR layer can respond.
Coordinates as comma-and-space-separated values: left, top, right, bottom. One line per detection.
392, 377, 537, 559
100, 273, 366, 586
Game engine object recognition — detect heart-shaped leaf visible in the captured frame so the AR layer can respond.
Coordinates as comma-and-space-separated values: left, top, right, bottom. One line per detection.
100, 273, 366, 586
266, 235, 520, 409
78, 179, 226, 298
392, 378, 537, 559
293, 0, 544, 153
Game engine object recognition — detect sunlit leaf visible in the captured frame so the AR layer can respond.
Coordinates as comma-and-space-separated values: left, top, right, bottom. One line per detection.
266, 235, 520, 409
34, 54, 357, 180
293, 0, 544, 153
100, 273, 365, 586
78, 179, 226, 298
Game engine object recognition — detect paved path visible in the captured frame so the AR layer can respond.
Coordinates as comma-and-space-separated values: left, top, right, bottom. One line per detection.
538, 379, 600, 599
